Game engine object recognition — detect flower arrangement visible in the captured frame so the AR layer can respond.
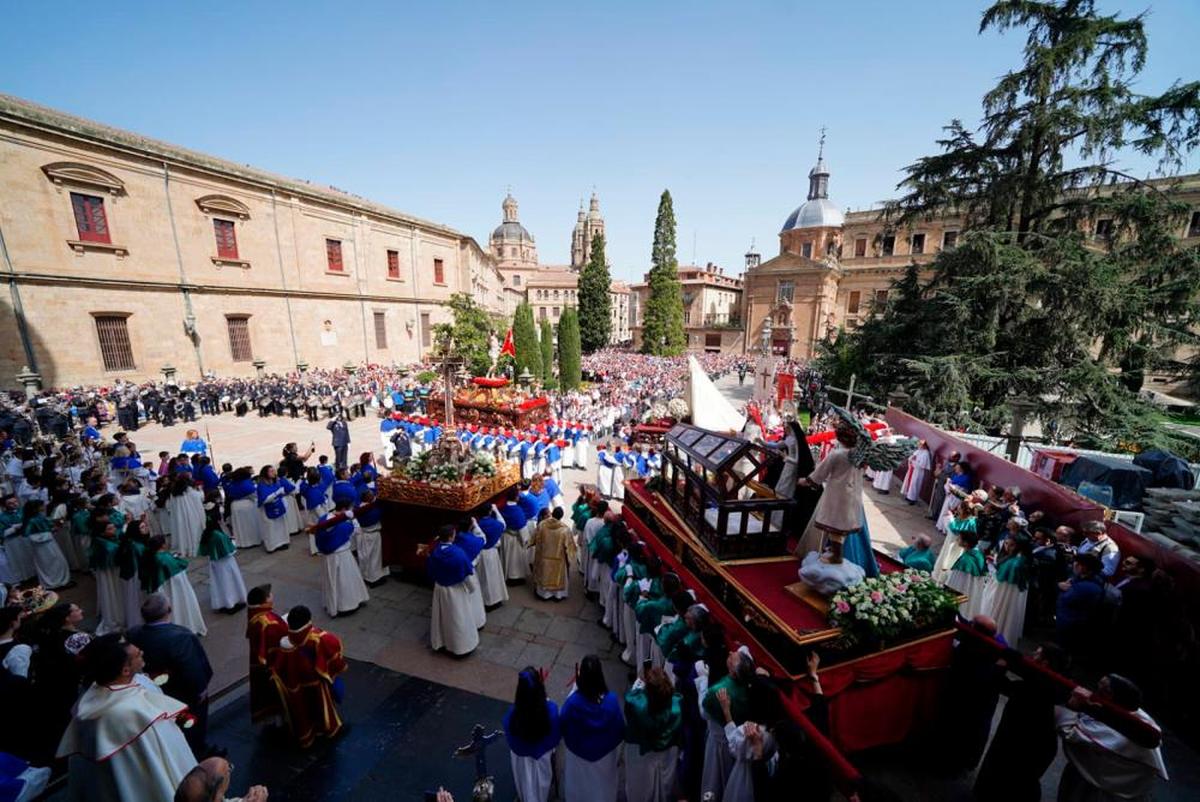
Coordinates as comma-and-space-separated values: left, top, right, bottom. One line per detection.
827, 569, 959, 647
403, 448, 497, 483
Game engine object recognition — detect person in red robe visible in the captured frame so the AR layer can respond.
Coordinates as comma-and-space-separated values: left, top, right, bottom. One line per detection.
245, 584, 288, 725
269, 604, 347, 748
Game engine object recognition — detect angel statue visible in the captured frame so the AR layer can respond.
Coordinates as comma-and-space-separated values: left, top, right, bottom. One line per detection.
795, 406, 915, 595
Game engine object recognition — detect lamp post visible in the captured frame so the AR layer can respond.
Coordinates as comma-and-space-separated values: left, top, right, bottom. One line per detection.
887, 387, 911, 411
343, 361, 357, 376
296, 360, 309, 375
1006, 395, 1037, 463
252, 359, 266, 379
15, 366, 41, 400
518, 367, 533, 389
161, 364, 177, 384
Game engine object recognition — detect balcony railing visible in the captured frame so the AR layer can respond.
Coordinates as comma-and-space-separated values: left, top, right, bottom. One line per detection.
701, 313, 742, 329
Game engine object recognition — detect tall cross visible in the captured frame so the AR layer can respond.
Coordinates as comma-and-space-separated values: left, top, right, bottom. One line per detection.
454, 724, 503, 781
818, 126, 827, 159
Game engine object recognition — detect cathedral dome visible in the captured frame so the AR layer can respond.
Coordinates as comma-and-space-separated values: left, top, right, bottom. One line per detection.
781, 197, 844, 231
491, 221, 535, 243
781, 141, 844, 232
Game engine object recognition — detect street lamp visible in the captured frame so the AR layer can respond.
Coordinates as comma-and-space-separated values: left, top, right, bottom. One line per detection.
518, 367, 534, 389
15, 366, 41, 400
296, 360, 309, 374
252, 359, 266, 379
161, 364, 177, 384
343, 361, 357, 376
887, 387, 911, 410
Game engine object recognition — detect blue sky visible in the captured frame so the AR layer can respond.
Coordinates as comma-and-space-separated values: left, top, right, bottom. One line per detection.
3, 1, 1196, 283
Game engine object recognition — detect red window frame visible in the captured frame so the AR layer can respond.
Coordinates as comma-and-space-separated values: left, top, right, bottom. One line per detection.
70, 192, 111, 243
433, 257, 445, 285
214, 219, 238, 259
387, 249, 401, 279
326, 239, 344, 272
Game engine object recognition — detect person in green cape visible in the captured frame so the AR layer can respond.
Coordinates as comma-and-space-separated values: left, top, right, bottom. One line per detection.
139, 535, 207, 636
899, 533, 936, 573
698, 645, 756, 801
652, 592, 693, 674
198, 491, 247, 613
89, 520, 124, 634
633, 571, 681, 669
948, 528, 988, 619
613, 542, 649, 662
22, 499, 73, 589
623, 666, 682, 802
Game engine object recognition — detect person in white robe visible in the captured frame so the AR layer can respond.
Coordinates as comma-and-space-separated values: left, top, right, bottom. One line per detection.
165, 478, 205, 558
901, 441, 933, 505
623, 667, 682, 802
198, 499, 247, 612
90, 523, 124, 635
427, 525, 480, 655
503, 668, 560, 802
610, 447, 626, 502
312, 503, 371, 618
474, 506, 510, 607
562, 430, 577, 469
980, 537, 1031, 646
583, 508, 612, 594
596, 446, 613, 498
49, 498, 85, 573
225, 469, 261, 549
576, 429, 591, 471
56, 637, 197, 802
499, 491, 531, 582
722, 717, 776, 802
353, 491, 388, 585
256, 468, 297, 554
560, 655, 625, 802
23, 500, 73, 589
1, 495, 36, 583
1056, 676, 1168, 802
142, 536, 207, 637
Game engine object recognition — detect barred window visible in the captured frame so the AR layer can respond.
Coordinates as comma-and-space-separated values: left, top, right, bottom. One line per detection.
94, 315, 135, 372
214, 219, 238, 259
386, 249, 400, 279
374, 312, 387, 349
434, 258, 445, 285
942, 230, 959, 250
71, 193, 110, 243
226, 315, 253, 362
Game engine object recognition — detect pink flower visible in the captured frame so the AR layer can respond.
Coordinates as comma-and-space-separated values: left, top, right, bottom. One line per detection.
834, 600, 851, 614
896, 584, 908, 593
870, 591, 883, 603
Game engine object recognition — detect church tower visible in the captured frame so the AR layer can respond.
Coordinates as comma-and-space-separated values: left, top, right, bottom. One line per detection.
779, 131, 844, 260
490, 191, 538, 269
571, 191, 606, 269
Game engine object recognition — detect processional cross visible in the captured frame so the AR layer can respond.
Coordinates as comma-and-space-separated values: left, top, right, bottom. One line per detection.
436, 328, 464, 428
453, 724, 503, 801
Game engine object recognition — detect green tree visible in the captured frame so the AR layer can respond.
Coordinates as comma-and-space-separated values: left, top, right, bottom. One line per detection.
557, 307, 582, 390
819, 0, 1200, 454
512, 302, 542, 382
641, 190, 687, 355
539, 317, 555, 386
578, 233, 612, 352
433, 292, 495, 376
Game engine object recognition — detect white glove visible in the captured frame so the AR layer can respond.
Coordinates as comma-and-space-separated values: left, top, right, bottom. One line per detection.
344, 510, 355, 520
638, 578, 652, 593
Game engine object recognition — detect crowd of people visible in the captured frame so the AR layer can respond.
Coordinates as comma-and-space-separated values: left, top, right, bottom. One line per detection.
0, 351, 1188, 801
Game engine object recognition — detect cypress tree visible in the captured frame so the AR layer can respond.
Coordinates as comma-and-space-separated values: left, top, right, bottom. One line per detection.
641, 190, 687, 355
558, 307, 582, 390
539, 317, 555, 386
578, 233, 612, 352
512, 302, 542, 382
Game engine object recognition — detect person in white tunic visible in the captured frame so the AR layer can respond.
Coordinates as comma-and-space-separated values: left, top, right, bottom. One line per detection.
165, 476, 205, 558
697, 648, 759, 802
311, 501, 371, 618
198, 495, 247, 612
502, 667, 561, 802
140, 535, 207, 637
352, 490, 388, 585
609, 447, 626, 502
89, 522, 124, 635
224, 468, 262, 549
901, 441, 933, 505
56, 636, 197, 802
473, 506, 510, 607
1, 494, 36, 583
576, 429, 592, 471
1055, 675, 1168, 802
623, 667, 682, 802
498, 490, 531, 582
427, 525, 480, 655
560, 655, 626, 802
22, 499, 73, 589
595, 446, 614, 499
582, 507, 613, 595
256, 466, 297, 554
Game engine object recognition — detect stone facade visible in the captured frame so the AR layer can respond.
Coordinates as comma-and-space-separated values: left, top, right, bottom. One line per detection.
743, 144, 1200, 366
570, 193, 606, 269
0, 94, 505, 388
630, 263, 744, 353
489, 192, 627, 345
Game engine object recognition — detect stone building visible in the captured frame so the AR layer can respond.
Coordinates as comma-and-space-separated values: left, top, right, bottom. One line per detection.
742, 141, 1200, 363
0, 94, 505, 388
630, 263, 744, 353
570, 193, 606, 269
610, 281, 632, 344
488, 191, 628, 345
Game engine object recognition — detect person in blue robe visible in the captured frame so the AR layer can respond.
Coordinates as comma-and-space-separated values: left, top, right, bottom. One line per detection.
518, 485, 540, 520
331, 468, 360, 508
478, 512, 505, 549
544, 476, 563, 504
197, 459, 221, 493
316, 457, 335, 486
841, 503, 880, 577
503, 668, 561, 802
454, 522, 485, 563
